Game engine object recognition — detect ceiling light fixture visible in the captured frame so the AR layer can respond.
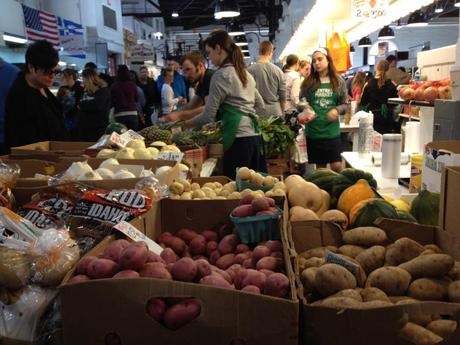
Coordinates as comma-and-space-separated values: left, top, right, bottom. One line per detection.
215, 0, 240, 19
407, 10, 428, 27
358, 36, 372, 47
172, 11, 179, 18
234, 35, 248, 46
350, 44, 355, 53
241, 49, 249, 53
435, 0, 444, 13
378, 25, 395, 40
228, 22, 245, 36
3, 33, 28, 44
455, 1, 460, 8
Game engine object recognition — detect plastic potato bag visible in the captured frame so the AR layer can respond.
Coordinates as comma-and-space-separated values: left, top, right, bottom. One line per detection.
0, 161, 20, 209
0, 285, 57, 343
30, 228, 80, 286
0, 246, 31, 289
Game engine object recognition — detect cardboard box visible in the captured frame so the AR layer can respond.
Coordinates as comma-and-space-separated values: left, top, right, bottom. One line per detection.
60, 199, 299, 345
422, 141, 460, 192
182, 146, 208, 177
10, 141, 94, 158
439, 166, 460, 235
288, 219, 460, 345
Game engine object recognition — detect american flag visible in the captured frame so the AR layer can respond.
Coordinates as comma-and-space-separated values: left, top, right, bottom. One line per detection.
22, 4, 60, 49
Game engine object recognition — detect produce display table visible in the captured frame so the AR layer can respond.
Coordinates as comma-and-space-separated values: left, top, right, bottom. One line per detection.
341, 151, 411, 198
340, 122, 359, 151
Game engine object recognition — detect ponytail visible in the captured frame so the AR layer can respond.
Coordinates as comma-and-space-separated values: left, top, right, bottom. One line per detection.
376, 60, 390, 89
230, 43, 248, 87
377, 72, 386, 89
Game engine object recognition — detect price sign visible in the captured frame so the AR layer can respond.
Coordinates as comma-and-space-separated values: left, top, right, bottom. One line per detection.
114, 221, 163, 255
352, 0, 389, 20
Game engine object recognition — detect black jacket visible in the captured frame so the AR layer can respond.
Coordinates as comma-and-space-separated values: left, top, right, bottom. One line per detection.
5, 73, 68, 149
77, 87, 111, 142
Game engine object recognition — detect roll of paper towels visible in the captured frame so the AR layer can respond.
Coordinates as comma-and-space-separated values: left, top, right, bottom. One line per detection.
403, 122, 421, 154
371, 152, 411, 166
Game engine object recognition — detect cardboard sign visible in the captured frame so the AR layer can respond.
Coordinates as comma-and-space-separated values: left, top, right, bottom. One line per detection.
120, 130, 145, 144
324, 250, 364, 286
352, 0, 389, 20
114, 221, 163, 255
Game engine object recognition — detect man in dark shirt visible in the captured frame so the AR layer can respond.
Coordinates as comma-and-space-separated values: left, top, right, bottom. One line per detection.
163, 51, 214, 122
5, 40, 68, 149
138, 65, 160, 126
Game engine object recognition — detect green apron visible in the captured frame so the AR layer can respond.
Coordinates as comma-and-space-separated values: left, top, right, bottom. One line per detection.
306, 83, 340, 140
220, 103, 260, 151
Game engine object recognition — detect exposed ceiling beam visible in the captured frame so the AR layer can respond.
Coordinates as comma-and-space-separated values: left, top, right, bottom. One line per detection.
146, 0, 161, 12
122, 12, 163, 17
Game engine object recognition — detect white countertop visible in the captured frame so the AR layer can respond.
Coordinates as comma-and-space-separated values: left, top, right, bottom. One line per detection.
340, 123, 359, 131
341, 151, 412, 197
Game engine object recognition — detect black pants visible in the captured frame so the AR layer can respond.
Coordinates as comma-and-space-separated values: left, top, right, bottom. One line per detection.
223, 135, 267, 179
115, 115, 139, 131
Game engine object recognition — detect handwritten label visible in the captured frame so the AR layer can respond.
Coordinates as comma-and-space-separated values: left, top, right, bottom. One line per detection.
352, 0, 389, 20
120, 130, 145, 143
154, 152, 184, 162
114, 221, 163, 255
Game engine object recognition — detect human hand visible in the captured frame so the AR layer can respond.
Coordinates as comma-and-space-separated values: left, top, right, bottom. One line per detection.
178, 97, 186, 105
298, 109, 315, 125
327, 108, 339, 122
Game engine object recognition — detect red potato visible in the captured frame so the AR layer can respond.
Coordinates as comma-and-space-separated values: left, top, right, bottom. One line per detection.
241, 285, 261, 294
140, 263, 172, 280
216, 254, 236, 270
157, 232, 173, 244
264, 273, 290, 298
252, 245, 271, 262
211, 266, 233, 283
218, 234, 239, 255
147, 251, 166, 264
146, 298, 167, 323
176, 228, 198, 244
243, 258, 255, 269
182, 247, 192, 258
113, 270, 140, 279
195, 259, 212, 280
76, 255, 98, 275
200, 274, 233, 289
87, 258, 119, 279
119, 244, 148, 271
251, 198, 270, 212
241, 269, 266, 291
67, 274, 90, 284
271, 252, 284, 259
206, 241, 218, 256
234, 269, 248, 289
160, 248, 178, 264
265, 241, 283, 253
209, 250, 221, 265
266, 197, 275, 207
240, 194, 255, 205
102, 239, 131, 262
189, 235, 207, 256
232, 205, 255, 217
170, 258, 197, 282
424, 87, 439, 102
166, 263, 174, 272
414, 87, 426, 101
217, 224, 233, 240
234, 253, 251, 265
201, 230, 218, 242
256, 210, 275, 216
193, 255, 208, 261
256, 257, 283, 272
235, 243, 251, 254
260, 269, 275, 277
165, 236, 187, 255
226, 264, 243, 280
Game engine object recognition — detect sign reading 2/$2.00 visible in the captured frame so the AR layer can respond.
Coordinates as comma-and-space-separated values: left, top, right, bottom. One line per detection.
352, 0, 389, 20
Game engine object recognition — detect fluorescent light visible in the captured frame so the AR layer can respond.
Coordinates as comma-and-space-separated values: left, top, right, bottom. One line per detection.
236, 42, 248, 46
244, 56, 251, 59
172, 11, 179, 18
455, 1, 460, 7
215, 0, 240, 18
3, 34, 28, 44
58, 61, 67, 66
241, 49, 249, 53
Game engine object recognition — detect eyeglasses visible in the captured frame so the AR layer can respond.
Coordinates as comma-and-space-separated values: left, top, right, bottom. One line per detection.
42, 68, 61, 77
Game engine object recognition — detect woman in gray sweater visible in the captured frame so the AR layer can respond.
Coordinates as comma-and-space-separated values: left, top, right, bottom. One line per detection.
187, 30, 266, 179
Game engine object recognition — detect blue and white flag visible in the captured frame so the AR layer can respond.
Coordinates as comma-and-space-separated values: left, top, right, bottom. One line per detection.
57, 17, 85, 58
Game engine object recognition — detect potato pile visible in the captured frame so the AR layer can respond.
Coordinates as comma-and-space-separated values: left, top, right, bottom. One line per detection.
146, 297, 202, 330
232, 195, 279, 217
69, 227, 290, 299
169, 179, 287, 201
237, 167, 287, 197
297, 226, 459, 342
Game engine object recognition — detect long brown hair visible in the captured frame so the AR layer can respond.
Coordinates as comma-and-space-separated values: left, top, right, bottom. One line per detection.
352, 71, 366, 90
204, 30, 247, 87
375, 60, 390, 88
301, 48, 340, 95
282, 54, 299, 72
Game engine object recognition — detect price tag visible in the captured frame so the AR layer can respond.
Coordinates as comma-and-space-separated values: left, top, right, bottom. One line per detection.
155, 152, 184, 162
114, 221, 163, 255
120, 130, 145, 143
324, 250, 364, 286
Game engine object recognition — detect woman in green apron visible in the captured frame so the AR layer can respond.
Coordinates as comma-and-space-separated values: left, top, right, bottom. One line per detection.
186, 30, 267, 179
300, 48, 348, 173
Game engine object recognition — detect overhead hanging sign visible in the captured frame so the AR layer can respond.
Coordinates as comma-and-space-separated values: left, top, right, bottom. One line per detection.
352, 0, 389, 20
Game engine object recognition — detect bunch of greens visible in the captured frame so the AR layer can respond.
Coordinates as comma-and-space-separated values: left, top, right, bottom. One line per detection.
259, 116, 296, 158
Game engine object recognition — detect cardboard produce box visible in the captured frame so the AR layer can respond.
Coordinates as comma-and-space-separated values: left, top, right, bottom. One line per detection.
10, 141, 94, 158
439, 166, 460, 235
60, 199, 299, 345
288, 219, 460, 345
422, 141, 460, 192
